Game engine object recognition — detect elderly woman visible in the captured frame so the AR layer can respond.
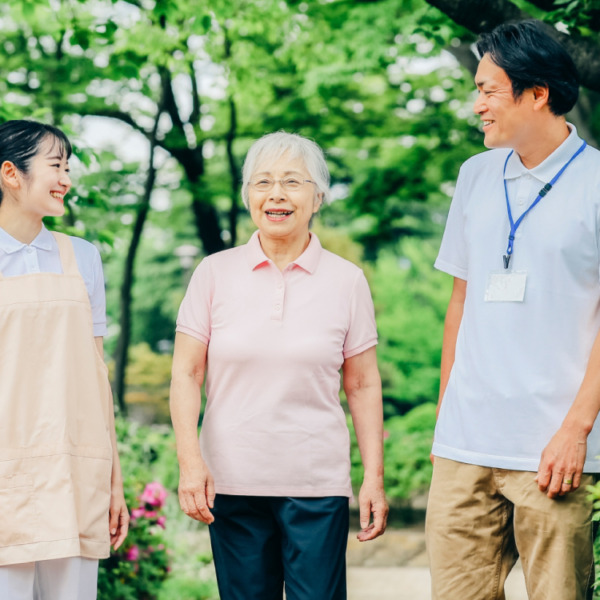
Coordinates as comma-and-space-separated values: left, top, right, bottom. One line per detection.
170, 131, 387, 600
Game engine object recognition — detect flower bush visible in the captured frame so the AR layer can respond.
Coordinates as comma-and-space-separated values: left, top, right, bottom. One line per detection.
587, 482, 600, 599
96, 418, 219, 600
98, 481, 170, 600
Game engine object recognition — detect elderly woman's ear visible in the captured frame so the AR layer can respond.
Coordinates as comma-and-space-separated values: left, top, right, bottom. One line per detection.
314, 193, 324, 212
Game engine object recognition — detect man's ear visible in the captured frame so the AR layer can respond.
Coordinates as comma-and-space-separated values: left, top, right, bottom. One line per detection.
0, 160, 22, 192
532, 85, 550, 111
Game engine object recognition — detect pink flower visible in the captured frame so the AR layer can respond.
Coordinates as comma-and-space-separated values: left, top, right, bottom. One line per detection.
145, 510, 157, 519
131, 507, 145, 520
125, 545, 140, 561
383, 430, 390, 440
139, 481, 167, 508
157, 516, 166, 529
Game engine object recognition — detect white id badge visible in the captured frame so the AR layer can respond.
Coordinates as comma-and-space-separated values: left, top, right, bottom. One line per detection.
484, 271, 527, 302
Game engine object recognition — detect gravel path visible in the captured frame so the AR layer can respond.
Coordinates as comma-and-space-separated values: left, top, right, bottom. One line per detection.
347, 528, 528, 600
181, 525, 529, 599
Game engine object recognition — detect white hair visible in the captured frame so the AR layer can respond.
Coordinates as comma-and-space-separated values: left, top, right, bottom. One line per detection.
241, 131, 330, 208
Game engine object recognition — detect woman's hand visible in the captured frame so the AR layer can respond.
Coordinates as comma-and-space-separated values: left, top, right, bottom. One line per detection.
170, 334, 214, 523
357, 476, 388, 542
343, 347, 388, 541
178, 461, 215, 524
109, 484, 129, 550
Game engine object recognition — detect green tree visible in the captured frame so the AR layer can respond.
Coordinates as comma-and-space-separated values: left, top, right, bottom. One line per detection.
0, 0, 487, 412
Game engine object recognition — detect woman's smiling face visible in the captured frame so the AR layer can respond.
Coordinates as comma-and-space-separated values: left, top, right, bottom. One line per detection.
248, 153, 321, 244
17, 136, 72, 220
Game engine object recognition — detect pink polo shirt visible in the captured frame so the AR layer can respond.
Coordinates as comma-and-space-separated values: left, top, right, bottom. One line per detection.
176, 231, 377, 497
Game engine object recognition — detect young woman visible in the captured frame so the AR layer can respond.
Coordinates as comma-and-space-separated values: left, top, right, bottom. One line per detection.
0, 120, 128, 599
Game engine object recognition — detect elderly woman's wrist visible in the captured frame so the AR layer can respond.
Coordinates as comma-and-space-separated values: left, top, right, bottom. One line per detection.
362, 466, 384, 481
178, 453, 207, 472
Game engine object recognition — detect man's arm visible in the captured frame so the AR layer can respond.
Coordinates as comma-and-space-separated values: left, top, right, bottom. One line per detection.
437, 277, 467, 418
170, 332, 215, 524
536, 327, 600, 499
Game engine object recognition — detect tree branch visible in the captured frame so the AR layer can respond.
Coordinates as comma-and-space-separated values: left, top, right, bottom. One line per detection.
446, 41, 479, 76
525, 0, 600, 32
425, 0, 600, 93
160, 68, 185, 132
189, 61, 201, 126
425, 0, 525, 33
83, 108, 149, 136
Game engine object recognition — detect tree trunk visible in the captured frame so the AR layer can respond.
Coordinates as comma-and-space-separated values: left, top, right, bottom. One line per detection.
112, 111, 161, 414
226, 95, 240, 247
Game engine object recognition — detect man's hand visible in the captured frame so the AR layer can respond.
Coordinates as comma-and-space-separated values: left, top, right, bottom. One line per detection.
536, 425, 587, 499
178, 462, 216, 524
356, 477, 388, 542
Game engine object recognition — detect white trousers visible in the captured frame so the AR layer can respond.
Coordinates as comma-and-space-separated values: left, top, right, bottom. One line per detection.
0, 557, 98, 600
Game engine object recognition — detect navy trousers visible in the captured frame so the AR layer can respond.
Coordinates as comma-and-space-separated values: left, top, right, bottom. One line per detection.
208, 495, 349, 600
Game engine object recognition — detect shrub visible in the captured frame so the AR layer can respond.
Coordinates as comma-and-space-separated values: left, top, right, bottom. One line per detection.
98, 481, 170, 600
349, 403, 436, 502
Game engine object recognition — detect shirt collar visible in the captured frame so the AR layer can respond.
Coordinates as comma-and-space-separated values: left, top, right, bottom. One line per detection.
245, 230, 322, 274
504, 123, 583, 182
0, 225, 54, 255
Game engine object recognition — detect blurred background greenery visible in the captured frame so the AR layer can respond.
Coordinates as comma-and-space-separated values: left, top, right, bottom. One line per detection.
2, 0, 600, 597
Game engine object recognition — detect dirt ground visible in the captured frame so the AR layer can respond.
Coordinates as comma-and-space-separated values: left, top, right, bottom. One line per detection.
346, 527, 528, 600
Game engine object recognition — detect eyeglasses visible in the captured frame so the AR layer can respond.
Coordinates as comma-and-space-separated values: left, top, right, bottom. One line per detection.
250, 177, 316, 192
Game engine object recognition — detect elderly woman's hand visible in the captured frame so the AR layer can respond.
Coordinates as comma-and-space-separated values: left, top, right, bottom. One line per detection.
178, 460, 216, 525
343, 347, 388, 541
356, 476, 388, 542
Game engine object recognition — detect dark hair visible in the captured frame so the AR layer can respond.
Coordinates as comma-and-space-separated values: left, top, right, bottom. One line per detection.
476, 20, 579, 116
0, 120, 72, 204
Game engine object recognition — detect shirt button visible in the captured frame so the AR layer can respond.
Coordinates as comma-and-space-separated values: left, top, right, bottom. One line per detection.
26, 247, 34, 254
275, 304, 281, 310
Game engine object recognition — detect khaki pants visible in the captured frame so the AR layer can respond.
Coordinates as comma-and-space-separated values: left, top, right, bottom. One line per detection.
426, 457, 595, 600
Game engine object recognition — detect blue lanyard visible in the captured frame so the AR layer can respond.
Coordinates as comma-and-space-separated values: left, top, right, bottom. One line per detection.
502, 140, 587, 269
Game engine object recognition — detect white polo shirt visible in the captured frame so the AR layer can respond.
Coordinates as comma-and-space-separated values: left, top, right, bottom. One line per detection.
176, 231, 378, 497
0, 225, 108, 337
433, 125, 600, 472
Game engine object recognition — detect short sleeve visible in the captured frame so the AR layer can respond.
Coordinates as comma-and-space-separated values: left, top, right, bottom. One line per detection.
434, 164, 469, 280
69, 236, 108, 337
90, 249, 108, 337
343, 270, 378, 359
176, 257, 213, 345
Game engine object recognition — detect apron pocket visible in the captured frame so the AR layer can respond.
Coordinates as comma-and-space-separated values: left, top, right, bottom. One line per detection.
71, 455, 112, 543
0, 474, 41, 547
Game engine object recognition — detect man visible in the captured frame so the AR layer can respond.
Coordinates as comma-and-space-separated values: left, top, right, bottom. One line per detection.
426, 20, 600, 600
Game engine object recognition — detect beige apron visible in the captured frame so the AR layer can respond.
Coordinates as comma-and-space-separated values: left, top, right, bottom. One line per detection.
0, 232, 112, 566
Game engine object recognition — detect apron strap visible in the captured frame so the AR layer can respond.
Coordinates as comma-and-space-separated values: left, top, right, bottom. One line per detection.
51, 232, 80, 277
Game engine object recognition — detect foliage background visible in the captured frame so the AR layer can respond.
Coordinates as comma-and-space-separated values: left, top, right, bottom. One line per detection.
2, 0, 600, 597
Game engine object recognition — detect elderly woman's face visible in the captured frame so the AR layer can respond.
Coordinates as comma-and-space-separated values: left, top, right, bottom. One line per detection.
248, 153, 321, 243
